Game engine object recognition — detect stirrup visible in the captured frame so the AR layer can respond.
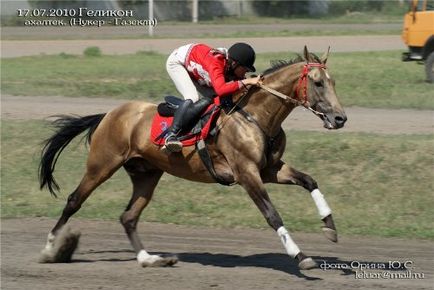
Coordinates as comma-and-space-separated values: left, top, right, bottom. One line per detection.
162, 133, 183, 153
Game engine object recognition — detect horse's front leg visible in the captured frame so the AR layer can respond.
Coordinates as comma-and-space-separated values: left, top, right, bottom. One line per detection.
262, 160, 338, 243
236, 168, 317, 270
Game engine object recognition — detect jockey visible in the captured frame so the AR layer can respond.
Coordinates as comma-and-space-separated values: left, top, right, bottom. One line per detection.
164, 42, 262, 152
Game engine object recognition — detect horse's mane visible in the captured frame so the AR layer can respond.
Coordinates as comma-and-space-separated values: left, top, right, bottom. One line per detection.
263, 53, 322, 76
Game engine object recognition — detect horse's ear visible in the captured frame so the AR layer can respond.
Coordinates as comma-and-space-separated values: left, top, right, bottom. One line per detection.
321, 46, 330, 64
303, 45, 310, 62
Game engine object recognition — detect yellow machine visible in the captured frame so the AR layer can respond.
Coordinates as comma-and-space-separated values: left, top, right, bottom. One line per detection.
402, 0, 434, 82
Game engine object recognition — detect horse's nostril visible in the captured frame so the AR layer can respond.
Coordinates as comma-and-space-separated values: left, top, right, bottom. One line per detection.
334, 115, 347, 127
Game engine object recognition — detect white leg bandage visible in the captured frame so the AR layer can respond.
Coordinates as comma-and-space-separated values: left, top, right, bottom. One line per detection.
277, 226, 301, 258
311, 189, 332, 219
137, 249, 162, 265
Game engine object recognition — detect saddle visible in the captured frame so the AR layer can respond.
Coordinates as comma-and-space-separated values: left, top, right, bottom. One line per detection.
150, 96, 235, 186
150, 96, 220, 147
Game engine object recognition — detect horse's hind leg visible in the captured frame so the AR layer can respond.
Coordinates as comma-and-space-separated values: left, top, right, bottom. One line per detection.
262, 160, 338, 243
120, 163, 177, 267
40, 153, 124, 263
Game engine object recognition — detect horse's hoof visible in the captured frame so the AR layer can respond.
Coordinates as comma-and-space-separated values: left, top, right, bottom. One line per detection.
39, 226, 81, 263
322, 227, 338, 243
138, 254, 178, 267
298, 257, 318, 270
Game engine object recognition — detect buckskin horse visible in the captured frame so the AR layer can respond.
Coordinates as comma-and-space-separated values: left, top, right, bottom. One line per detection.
38, 46, 347, 270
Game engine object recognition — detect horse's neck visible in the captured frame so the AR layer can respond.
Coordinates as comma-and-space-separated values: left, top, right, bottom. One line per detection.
243, 64, 301, 137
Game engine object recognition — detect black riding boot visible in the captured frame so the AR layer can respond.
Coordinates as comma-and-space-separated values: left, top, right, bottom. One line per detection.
164, 99, 193, 152
164, 97, 213, 153
181, 97, 213, 128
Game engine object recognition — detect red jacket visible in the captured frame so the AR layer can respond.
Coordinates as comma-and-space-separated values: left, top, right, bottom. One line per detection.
184, 44, 242, 97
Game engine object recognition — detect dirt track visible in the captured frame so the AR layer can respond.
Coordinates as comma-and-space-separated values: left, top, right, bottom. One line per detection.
2, 95, 433, 135
1, 25, 405, 58
1, 35, 404, 58
1, 218, 433, 290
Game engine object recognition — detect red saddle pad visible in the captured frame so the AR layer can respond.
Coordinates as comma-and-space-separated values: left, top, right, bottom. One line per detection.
150, 105, 220, 147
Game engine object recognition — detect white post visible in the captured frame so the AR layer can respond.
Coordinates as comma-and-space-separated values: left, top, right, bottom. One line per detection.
192, 0, 198, 23
148, 0, 154, 37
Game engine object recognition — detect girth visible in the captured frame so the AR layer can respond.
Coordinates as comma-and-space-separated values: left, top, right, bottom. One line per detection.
197, 103, 281, 186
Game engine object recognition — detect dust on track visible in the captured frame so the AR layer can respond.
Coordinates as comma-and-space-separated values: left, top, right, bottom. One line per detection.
1, 218, 433, 290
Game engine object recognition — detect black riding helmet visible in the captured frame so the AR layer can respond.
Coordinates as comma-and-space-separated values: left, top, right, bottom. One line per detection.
228, 42, 256, 72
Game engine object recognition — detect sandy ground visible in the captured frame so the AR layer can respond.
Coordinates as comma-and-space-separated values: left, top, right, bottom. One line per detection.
1, 218, 433, 290
1, 95, 433, 135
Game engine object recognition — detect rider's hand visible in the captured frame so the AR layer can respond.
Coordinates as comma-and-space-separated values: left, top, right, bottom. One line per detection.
242, 75, 263, 87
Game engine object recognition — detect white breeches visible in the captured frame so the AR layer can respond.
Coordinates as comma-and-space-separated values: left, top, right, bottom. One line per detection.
166, 47, 215, 102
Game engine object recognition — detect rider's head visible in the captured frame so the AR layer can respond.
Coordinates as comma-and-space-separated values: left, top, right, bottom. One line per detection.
228, 43, 256, 79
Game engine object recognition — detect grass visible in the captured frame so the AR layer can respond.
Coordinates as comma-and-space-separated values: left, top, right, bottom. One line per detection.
143, 28, 401, 39
2, 50, 433, 109
1, 18, 402, 41
1, 120, 433, 240
192, 13, 404, 25
0, 26, 401, 41
2, 7, 405, 28
1, 51, 169, 100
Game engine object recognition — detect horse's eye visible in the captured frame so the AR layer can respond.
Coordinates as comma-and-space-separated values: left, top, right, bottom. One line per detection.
314, 81, 323, 88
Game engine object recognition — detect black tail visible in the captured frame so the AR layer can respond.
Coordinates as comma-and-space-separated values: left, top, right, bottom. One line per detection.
39, 114, 106, 197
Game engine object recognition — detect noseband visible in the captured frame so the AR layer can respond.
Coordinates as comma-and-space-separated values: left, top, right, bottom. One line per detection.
259, 62, 326, 117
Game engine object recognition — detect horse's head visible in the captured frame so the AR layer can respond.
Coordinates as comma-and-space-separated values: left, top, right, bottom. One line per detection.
241, 47, 347, 134
299, 46, 347, 129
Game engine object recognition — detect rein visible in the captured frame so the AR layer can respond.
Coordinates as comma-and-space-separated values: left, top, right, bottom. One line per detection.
216, 62, 326, 133
259, 62, 326, 117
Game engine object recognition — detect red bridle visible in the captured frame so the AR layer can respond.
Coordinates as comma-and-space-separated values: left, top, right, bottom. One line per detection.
294, 63, 327, 106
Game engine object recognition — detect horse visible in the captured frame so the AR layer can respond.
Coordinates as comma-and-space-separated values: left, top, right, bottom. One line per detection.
38, 46, 347, 270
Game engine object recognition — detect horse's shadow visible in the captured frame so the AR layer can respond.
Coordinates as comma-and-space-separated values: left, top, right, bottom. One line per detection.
177, 252, 322, 280
76, 249, 372, 280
